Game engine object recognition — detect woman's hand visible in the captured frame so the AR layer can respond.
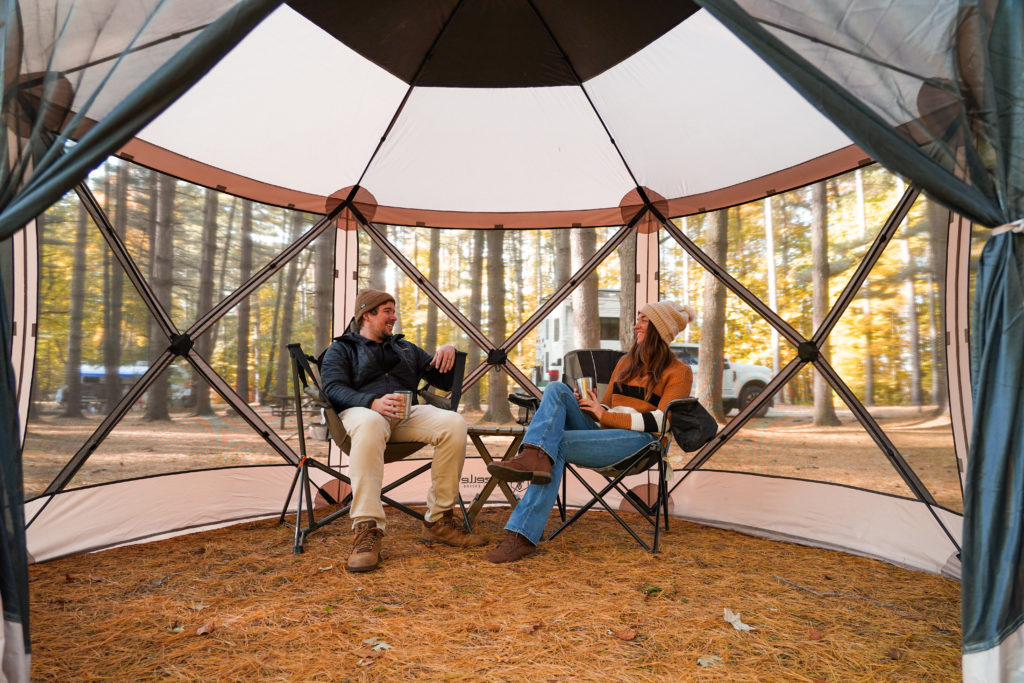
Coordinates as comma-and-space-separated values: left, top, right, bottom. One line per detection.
576, 388, 605, 421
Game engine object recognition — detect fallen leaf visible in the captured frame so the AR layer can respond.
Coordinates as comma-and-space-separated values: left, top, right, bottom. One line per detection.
362, 636, 392, 651
808, 628, 822, 641
886, 648, 905, 661
64, 574, 74, 583
356, 650, 382, 667
88, 574, 104, 583
480, 597, 496, 605
486, 623, 502, 632
697, 655, 723, 667
724, 608, 755, 631
189, 604, 210, 611
614, 628, 637, 641
522, 622, 544, 634
317, 565, 333, 572
196, 620, 215, 636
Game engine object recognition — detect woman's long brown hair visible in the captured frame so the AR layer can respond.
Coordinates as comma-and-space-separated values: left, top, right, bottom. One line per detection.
619, 328, 675, 398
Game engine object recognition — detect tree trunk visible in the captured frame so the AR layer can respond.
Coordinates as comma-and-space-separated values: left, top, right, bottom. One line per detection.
617, 230, 636, 349
275, 212, 305, 399
482, 229, 512, 422
695, 210, 727, 421
368, 223, 388, 291
811, 181, 841, 426
235, 199, 254, 404
103, 163, 128, 413
855, 169, 874, 406
145, 174, 176, 421
193, 188, 218, 415
207, 197, 237, 356
63, 202, 89, 418
314, 224, 335, 351
424, 228, 440, 352
513, 235, 524, 329
555, 229, 571, 287
464, 230, 485, 410
926, 199, 949, 410
572, 227, 599, 349
902, 238, 923, 406
763, 198, 780, 384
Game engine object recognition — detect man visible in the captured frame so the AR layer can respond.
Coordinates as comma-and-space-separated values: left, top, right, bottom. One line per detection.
320, 289, 486, 572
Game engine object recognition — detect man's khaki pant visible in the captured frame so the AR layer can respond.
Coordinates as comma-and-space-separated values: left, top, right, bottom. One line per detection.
338, 404, 468, 531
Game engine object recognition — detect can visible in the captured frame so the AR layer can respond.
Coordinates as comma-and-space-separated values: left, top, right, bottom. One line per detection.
395, 390, 413, 419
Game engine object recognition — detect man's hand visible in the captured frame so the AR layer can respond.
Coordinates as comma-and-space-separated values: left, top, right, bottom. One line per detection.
371, 393, 405, 419
429, 344, 456, 373
576, 387, 605, 422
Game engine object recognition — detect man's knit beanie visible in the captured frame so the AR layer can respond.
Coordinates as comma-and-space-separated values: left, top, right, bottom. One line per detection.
354, 289, 395, 317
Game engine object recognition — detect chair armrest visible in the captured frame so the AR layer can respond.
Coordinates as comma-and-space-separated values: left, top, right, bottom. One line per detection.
302, 386, 330, 408
508, 392, 540, 410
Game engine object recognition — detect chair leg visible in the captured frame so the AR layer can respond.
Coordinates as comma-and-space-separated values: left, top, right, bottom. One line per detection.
548, 464, 657, 552
292, 461, 309, 554
279, 460, 303, 524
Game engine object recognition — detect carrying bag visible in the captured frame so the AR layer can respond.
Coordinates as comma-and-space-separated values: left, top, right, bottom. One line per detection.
669, 399, 718, 452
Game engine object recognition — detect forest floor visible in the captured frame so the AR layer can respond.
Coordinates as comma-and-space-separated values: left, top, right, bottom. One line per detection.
22, 402, 962, 511
29, 506, 961, 681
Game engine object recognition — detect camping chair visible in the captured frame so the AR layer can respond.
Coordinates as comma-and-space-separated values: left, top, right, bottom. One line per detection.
546, 397, 696, 553
519, 347, 681, 552
506, 349, 626, 520
508, 348, 625, 425
279, 342, 467, 553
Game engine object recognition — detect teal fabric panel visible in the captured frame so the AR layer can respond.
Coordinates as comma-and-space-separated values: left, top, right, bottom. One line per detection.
0, 1, 281, 676
963, 232, 1024, 653
697, 0, 1024, 658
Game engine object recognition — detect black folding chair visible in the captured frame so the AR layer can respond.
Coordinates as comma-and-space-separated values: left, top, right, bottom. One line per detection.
278, 342, 467, 553
506, 349, 625, 520
547, 397, 697, 553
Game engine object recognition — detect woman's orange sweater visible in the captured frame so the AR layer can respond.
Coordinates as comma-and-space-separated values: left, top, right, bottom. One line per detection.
597, 356, 693, 433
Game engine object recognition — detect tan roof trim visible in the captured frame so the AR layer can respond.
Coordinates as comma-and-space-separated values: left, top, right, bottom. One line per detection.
117, 137, 868, 228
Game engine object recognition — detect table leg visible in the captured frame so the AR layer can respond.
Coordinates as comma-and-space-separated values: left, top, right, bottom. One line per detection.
466, 432, 524, 523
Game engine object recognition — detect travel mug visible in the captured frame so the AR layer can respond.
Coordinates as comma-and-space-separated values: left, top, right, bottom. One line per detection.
395, 390, 412, 419
575, 376, 594, 397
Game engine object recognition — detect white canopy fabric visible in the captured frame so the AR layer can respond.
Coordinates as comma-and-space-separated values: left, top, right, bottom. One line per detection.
134, 6, 854, 223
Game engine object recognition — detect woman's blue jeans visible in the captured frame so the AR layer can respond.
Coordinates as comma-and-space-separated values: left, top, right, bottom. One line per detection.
504, 381, 656, 545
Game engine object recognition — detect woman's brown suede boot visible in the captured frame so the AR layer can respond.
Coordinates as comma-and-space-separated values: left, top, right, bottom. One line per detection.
486, 445, 552, 484
482, 530, 537, 564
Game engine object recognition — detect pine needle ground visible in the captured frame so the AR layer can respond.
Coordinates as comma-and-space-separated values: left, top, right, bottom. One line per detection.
30, 506, 960, 681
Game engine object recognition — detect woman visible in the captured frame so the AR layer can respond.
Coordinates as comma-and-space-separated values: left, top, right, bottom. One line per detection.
483, 301, 696, 563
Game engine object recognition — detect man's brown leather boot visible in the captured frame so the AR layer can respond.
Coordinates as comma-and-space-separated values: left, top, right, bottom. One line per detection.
420, 510, 488, 547
346, 520, 384, 573
486, 445, 552, 484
